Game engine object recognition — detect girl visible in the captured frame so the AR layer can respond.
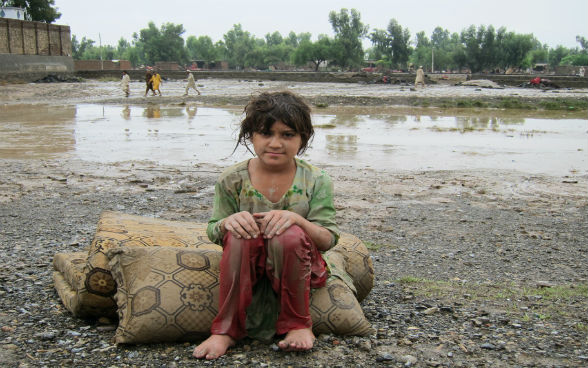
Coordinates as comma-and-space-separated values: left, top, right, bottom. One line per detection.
193, 91, 339, 360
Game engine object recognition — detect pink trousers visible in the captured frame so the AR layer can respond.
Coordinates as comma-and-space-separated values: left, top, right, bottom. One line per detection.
210, 225, 327, 339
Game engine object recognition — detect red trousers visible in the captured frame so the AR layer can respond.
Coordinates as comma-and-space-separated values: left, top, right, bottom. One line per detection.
210, 225, 327, 340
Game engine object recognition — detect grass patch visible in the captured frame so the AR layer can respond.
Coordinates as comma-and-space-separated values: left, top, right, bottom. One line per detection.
364, 241, 394, 251
394, 277, 588, 321
407, 97, 587, 111
456, 99, 486, 108
538, 98, 588, 111
495, 98, 534, 109
97, 76, 120, 82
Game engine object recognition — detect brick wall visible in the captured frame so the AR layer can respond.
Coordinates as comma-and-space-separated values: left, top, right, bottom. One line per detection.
74, 59, 132, 71
0, 18, 71, 56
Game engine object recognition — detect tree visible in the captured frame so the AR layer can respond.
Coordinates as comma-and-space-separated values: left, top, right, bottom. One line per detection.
222, 24, 259, 69
369, 19, 411, 70
1, 0, 60, 22
71, 35, 95, 59
410, 31, 431, 70
293, 35, 333, 71
186, 35, 218, 63
548, 45, 570, 68
328, 8, 368, 68
137, 22, 188, 65
576, 35, 588, 51
500, 33, 535, 69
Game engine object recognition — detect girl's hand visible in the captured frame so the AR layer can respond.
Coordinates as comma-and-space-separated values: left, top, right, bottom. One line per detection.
222, 211, 260, 239
253, 210, 302, 239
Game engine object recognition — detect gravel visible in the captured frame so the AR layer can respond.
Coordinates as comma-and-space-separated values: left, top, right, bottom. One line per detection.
0, 81, 587, 367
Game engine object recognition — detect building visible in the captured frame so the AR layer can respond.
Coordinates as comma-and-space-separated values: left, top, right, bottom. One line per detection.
0, 6, 26, 20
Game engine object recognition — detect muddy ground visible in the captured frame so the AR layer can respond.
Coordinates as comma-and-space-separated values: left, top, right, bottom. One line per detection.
0, 80, 587, 367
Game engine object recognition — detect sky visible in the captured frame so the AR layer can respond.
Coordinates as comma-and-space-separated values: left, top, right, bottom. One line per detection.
53, 0, 587, 49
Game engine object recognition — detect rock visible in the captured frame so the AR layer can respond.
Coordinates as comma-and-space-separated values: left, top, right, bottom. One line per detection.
458, 79, 504, 89
376, 352, 395, 362
401, 355, 418, 366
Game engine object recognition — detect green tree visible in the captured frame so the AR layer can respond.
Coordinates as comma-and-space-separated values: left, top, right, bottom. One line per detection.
137, 22, 188, 65
262, 31, 296, 68
71, 35, 95, 60
265, 31, 283, 47
500, 33, 535, 69
559, 53, 588, 66
186, 35, 218, 63
1, 0, 60, 22
576, 35, 588, 51
369, 19, 411, 70
548, 45, 570, 68
293, 35, 333, 71
222, 24, 260, 69
410, 31, 431, 70
460, 25, 487, 72
328, 8, 368, 68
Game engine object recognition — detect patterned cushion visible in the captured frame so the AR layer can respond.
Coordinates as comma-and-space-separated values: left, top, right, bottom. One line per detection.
107, 245, 373, 344
330, 233, 374, 302
52, 252, 117, 319
53, 211, 375, 342
310, 278, 374, 336
107, 246, 222, 344
83, 211, 221, 302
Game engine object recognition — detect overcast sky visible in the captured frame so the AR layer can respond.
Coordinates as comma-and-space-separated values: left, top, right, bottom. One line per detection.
53, 0, 586, 49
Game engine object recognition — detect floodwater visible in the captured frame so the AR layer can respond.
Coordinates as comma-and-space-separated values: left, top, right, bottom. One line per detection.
1, 103, 586, 176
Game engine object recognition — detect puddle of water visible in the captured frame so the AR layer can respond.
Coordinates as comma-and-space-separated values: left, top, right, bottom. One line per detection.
0, 104, 586, 176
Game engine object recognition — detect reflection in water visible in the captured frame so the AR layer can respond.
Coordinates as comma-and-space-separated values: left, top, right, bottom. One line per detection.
455, 116, 527, 131
371, 115, 407, 124
328, 115, 362, 127
0, 104, 586, 175
122, 105, 131, 120
326, 135, 358, 154
0, 104, 76, 158
186, 105, 197, 122
144, 105, 161, 118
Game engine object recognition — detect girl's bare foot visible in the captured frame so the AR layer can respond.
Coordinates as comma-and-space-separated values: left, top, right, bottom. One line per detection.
193, 334, 235, 360
277, 328, 315, 351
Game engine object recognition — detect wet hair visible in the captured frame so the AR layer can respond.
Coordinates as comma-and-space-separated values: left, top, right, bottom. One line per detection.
235, 91, 314, 155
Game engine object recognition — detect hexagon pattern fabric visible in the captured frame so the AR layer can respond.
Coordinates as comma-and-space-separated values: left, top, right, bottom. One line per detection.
107, 246, 223, 343
53, 211, 375, 343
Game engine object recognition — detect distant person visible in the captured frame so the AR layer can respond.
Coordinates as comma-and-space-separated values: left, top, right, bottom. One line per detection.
184, 71, 201, 96
120, 71, 130, 97
145, 69, 155, 97
415, 66, 425, 88
151, 71, 162, 96
579, 66, 585, 77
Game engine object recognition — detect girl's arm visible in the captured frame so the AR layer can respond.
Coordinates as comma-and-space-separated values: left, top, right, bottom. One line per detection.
254, 169, 339, 252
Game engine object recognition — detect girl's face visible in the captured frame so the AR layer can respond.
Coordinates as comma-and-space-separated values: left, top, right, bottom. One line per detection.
251, 120, 302, 169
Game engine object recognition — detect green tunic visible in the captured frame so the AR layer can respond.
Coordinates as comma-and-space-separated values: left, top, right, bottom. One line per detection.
207, 159, 353, 340
207, 158, 340, 248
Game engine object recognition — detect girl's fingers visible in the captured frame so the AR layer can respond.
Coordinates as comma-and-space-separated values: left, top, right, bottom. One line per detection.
229, 213, 259, 239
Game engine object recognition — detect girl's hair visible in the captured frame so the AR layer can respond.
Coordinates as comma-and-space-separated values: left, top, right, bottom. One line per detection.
235, 91, 314, 155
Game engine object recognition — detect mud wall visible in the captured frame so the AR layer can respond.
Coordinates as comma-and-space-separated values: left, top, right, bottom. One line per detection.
0, 18, 71, 56
74, 60, 132, 71
0, 18, 73, 82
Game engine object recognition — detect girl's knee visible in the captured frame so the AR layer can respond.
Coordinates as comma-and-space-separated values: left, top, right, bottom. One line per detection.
268, 225, 310, 253
223, 233, 264, 253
